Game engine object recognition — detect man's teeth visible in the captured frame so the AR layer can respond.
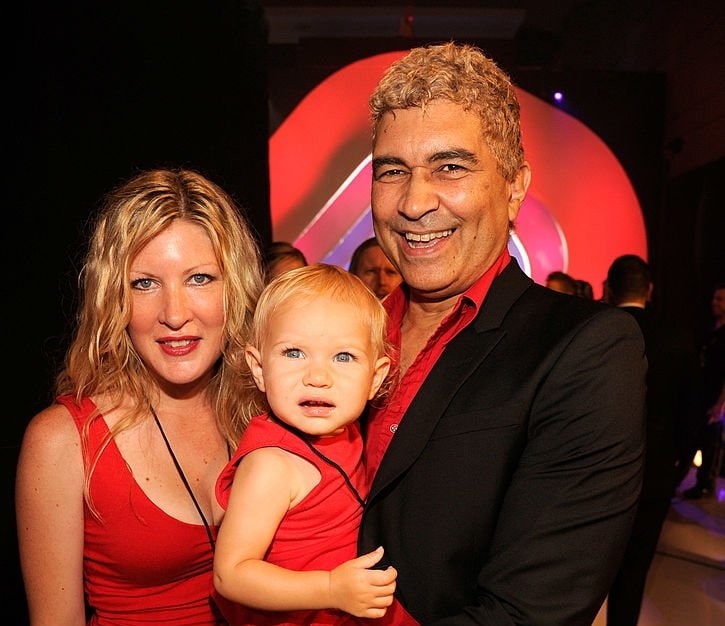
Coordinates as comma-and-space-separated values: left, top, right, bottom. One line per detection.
405, 230, 452, 243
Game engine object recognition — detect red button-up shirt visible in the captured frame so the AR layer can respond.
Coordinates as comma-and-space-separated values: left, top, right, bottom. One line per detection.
364, 249, 511, 481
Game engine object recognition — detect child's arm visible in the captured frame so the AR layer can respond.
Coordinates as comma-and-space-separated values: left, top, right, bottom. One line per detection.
213, 447, 397, 618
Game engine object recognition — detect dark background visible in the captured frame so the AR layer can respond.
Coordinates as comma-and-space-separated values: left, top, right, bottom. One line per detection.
6, 3, 271, 622
6, 2, 723, 623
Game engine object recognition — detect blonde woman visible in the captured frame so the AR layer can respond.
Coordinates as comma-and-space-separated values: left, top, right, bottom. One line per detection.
16, 168, 265, 625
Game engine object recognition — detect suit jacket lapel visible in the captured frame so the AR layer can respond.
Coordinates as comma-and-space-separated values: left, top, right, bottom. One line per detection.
369, 260, 532, 499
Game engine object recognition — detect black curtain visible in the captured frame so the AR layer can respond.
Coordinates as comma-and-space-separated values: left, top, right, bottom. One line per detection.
6, 3, 269, 623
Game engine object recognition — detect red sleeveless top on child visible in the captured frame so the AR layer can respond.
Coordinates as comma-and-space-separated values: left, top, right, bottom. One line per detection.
59, 395, 224, 626
214, 414, 417, 625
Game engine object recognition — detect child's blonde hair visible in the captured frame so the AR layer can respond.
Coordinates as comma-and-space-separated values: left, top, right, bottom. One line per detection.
249, 263, 396, 417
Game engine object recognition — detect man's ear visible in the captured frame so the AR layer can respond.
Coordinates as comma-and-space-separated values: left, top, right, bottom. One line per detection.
508, 161, 531, 223
245, 345, 266, 393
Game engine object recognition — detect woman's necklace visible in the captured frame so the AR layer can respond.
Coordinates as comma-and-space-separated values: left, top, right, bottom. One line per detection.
150, 405, 216, 553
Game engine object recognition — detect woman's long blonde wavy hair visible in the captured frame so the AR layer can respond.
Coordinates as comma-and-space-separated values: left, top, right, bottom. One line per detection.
56, 168, 265, 512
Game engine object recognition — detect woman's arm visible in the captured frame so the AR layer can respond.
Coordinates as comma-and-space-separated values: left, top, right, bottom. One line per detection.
16, 404, 87, 626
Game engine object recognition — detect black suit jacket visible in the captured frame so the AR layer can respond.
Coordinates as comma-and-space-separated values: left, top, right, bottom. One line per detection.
619, 305, 698, 500
359, 260, 646, 625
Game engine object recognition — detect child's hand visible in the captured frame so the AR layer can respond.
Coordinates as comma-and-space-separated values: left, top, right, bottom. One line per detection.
328, 546, 397, 617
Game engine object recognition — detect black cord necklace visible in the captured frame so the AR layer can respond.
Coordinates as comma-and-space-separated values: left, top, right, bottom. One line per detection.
150, 405, 216, 553
275, 418, 366, 509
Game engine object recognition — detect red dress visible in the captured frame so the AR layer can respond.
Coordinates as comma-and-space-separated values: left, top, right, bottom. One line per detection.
214, 415, 417, 626
59, 395, 225, 626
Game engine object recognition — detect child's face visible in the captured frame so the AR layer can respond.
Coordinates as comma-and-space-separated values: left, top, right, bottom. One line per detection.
246, 297, 390, 437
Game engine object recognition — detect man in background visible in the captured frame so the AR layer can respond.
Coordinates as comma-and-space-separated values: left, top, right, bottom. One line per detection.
678, 282, 725, 498
605, 254, 699, 626
545, 270, 577, 295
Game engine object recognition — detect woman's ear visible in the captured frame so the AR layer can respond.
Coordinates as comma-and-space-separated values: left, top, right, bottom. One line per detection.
245, 345, 266, 393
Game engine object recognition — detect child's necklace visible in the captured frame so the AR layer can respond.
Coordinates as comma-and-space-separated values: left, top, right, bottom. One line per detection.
277, 419, 366, 508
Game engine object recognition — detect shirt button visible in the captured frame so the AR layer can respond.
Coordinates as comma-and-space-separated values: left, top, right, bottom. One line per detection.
390, 423, 398, 433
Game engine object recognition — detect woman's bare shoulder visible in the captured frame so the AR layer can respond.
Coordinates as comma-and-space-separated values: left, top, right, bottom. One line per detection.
20, 401, 80, 452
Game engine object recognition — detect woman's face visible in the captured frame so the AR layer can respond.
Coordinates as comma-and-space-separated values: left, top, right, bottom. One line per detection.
351, 244, 402, 299
127, 220, 225, 394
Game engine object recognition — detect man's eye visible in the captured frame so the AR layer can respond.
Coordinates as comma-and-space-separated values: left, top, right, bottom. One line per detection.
283, 348, 303, 359
436, 163, 468, 179
334, 352, 355, 363
131, 278, 154, 290
374, 168, 407, 181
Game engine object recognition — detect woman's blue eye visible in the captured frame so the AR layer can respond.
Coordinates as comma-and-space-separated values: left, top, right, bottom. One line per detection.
191, 273, 213, 285
131, 278, 154, 290
334, 352, 354, 363
283, 348, 303, 359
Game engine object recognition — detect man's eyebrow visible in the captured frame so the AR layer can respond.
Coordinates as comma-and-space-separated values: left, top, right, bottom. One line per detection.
372, 150, 479, 169
372, 156, 406, 169
428, 149, 479, 165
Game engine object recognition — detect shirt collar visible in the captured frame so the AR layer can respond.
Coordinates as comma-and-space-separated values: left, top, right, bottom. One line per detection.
383, 247, 511, 322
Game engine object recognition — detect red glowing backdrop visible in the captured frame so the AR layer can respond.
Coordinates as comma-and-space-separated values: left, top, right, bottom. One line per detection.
269, 51, 647, 300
